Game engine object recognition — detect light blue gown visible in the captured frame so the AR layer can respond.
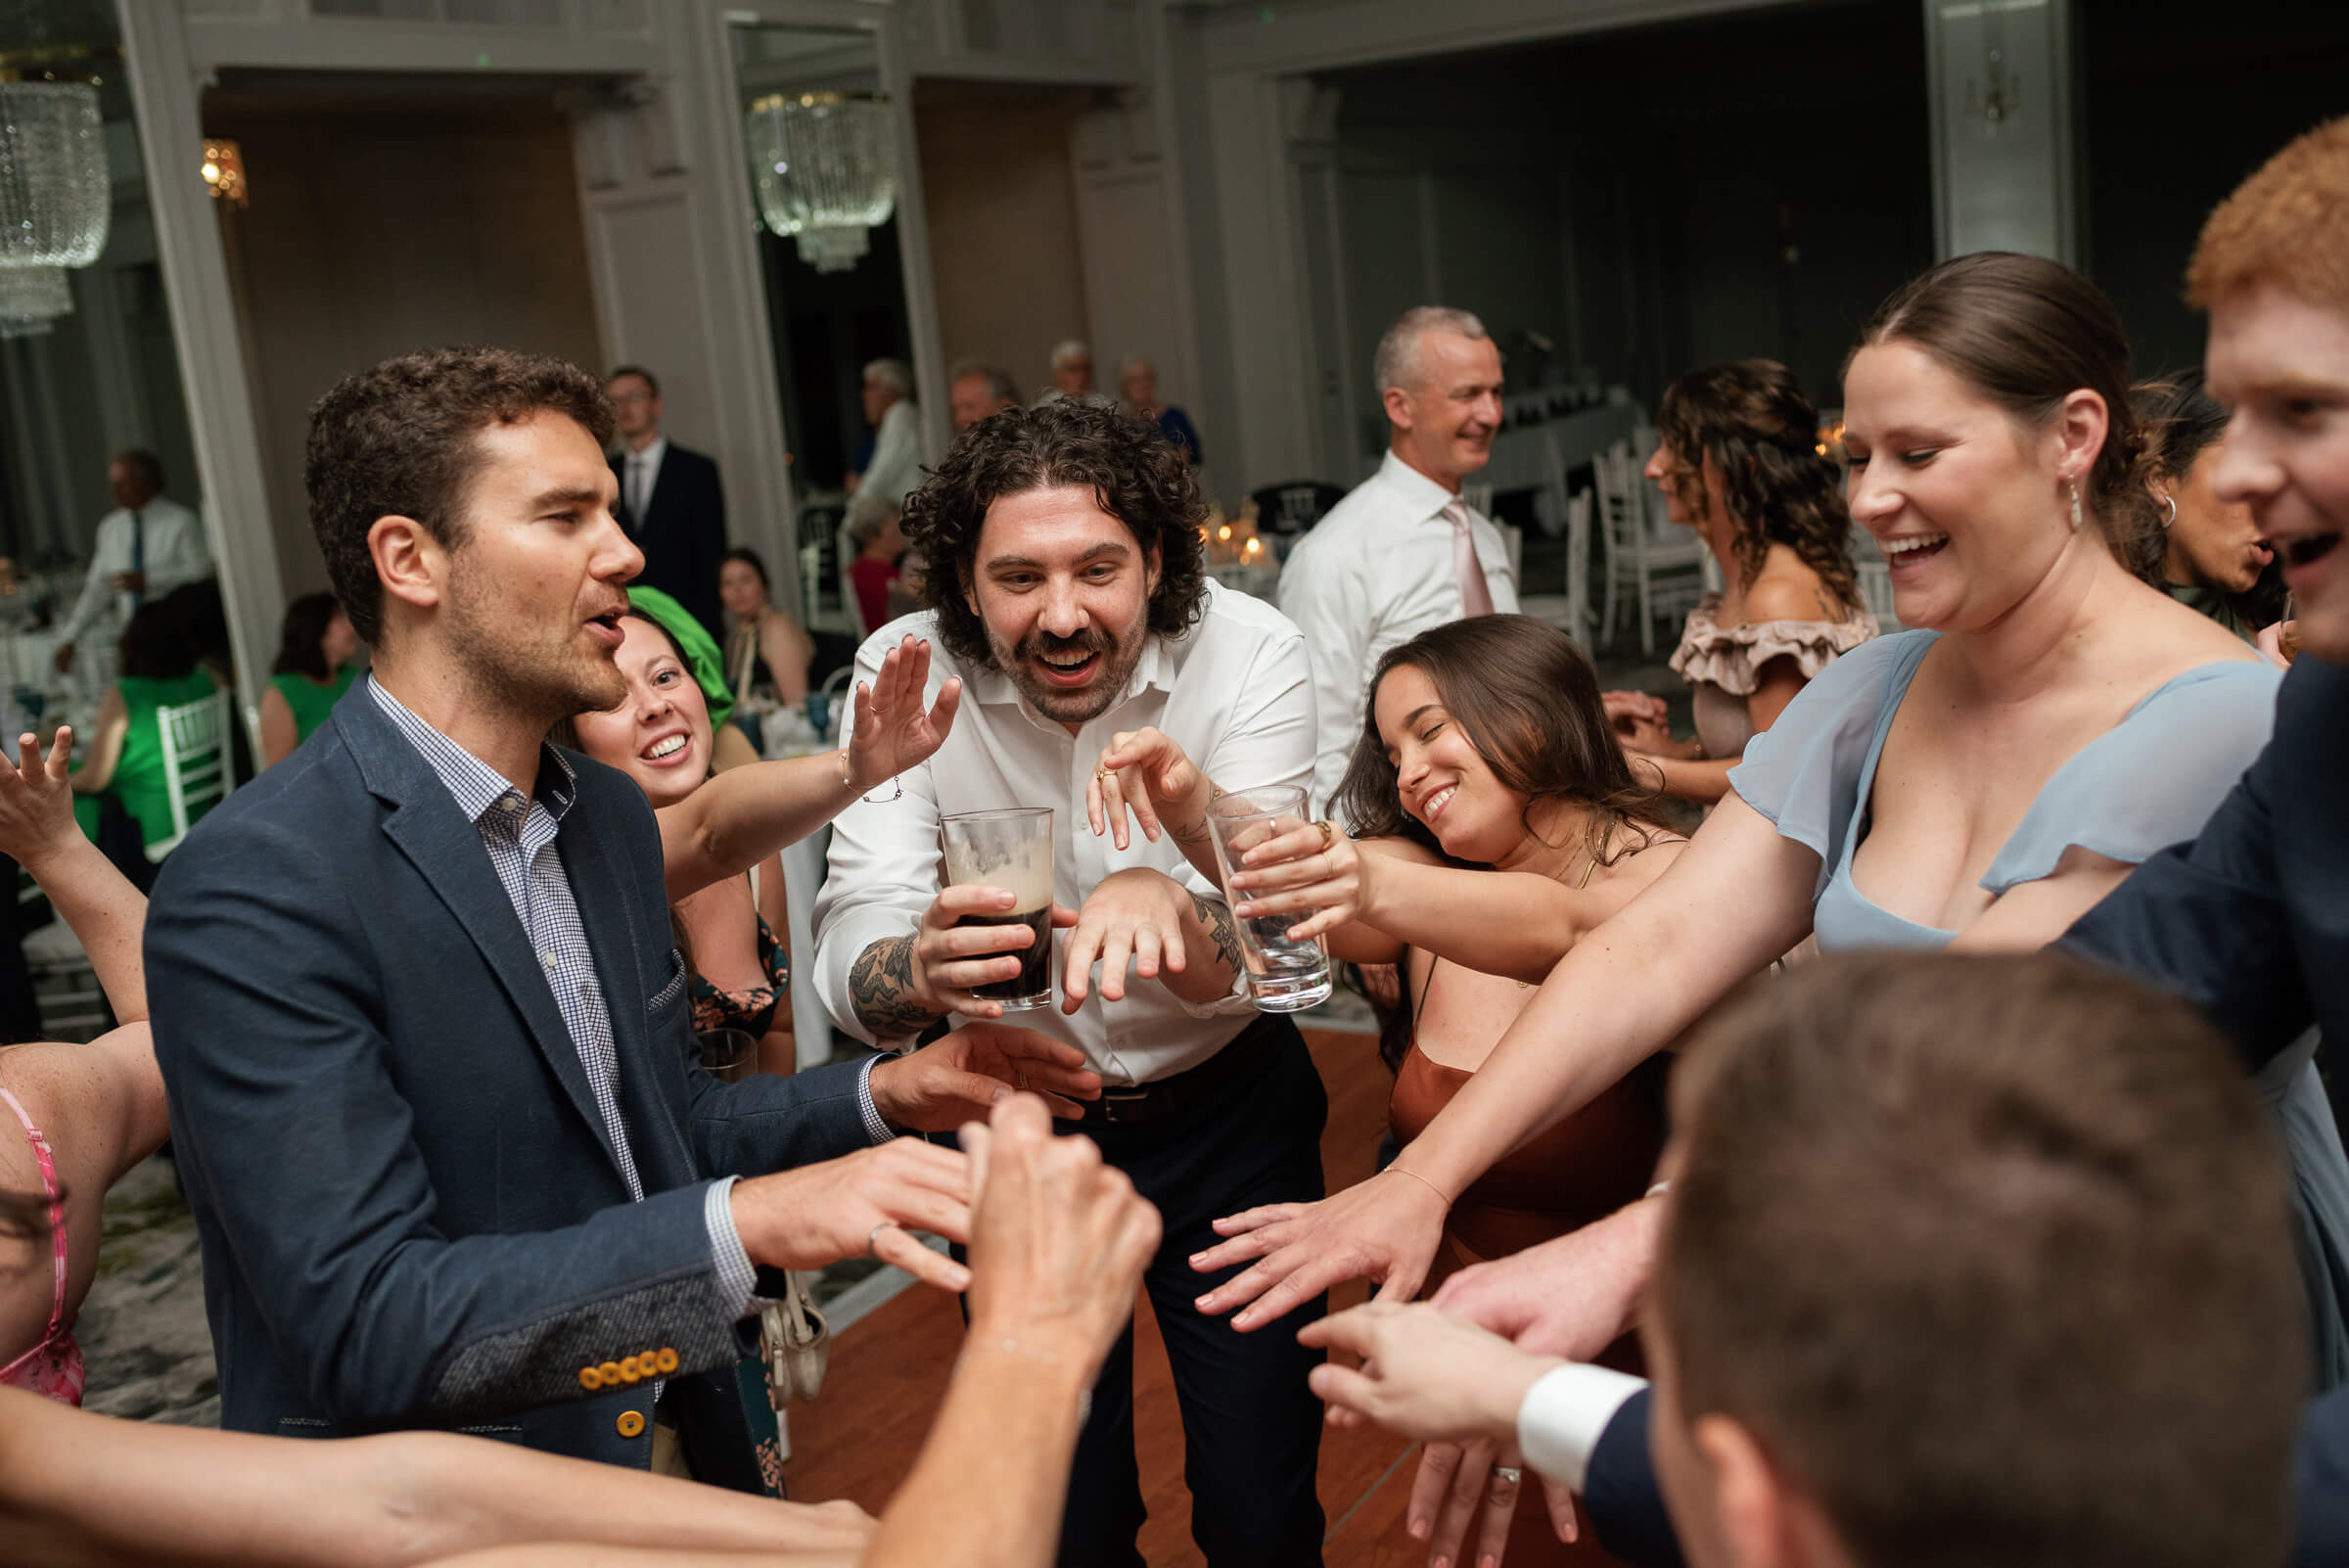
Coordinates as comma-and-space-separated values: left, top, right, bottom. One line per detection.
1729, 629, 2349, 1387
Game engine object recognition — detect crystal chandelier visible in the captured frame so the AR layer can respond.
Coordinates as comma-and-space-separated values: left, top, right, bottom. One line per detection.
744, 92, 897, 274
0, 76, 110, 336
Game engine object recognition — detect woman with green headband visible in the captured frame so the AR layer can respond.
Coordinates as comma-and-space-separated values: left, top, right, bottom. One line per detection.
561, 585, 924, 1078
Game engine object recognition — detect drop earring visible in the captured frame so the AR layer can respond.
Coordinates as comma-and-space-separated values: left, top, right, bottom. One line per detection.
2068, 478, 2084, 531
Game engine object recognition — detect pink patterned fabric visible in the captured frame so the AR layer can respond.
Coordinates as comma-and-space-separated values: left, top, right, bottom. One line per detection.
0, 1084, 84, 1406
1443, 497, 1497, 618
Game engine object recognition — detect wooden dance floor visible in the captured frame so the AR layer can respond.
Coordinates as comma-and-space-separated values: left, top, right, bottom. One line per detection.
779, 1027, 1440, 1566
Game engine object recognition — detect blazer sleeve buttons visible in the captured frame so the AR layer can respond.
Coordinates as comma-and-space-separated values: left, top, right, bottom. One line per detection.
578, 1364, 604, 1391
656, 1347, 680, 1373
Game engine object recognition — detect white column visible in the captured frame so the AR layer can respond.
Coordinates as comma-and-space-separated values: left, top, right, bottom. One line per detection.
116, 0, 285, 721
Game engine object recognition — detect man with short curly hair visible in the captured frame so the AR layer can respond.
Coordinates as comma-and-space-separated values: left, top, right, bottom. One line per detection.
810, 397, 1330, 1566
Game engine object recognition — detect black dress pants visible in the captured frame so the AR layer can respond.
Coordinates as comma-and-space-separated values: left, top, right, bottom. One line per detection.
1053, 1017, 1329, 1567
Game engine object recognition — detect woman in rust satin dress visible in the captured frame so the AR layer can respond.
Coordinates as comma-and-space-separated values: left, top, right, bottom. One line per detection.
1225, 616, 1683, 1567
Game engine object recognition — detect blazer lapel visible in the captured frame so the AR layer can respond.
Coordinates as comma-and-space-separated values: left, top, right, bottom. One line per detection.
336, 697, 633, 1185
561, 801, 696, 1191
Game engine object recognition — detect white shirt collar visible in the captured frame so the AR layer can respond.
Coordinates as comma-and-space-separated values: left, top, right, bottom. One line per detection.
1376, 448, 1464, 524
626, 435, 668, 469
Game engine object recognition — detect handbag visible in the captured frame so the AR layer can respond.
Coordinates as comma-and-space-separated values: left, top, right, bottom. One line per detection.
759, 1269, 830, 1407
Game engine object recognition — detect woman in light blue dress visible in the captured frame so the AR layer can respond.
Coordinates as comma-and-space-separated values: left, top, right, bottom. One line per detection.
1199, 252, 2349, 1393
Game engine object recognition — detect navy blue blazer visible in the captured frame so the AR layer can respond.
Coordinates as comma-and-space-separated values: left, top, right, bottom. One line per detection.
613, 442, 727, 640
147, 683, 874, 1479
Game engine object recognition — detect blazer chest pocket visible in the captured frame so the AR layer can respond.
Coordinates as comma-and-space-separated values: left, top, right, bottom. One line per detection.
647, 947, 688, 1012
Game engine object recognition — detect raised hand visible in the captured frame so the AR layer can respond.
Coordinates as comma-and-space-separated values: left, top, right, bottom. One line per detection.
1085, 726, 1212, 854
959, 1095, 1162, 1385
0, 728, 78, 869
849, 636, 962, 790
1190, 1167, 1450, 1332
1060, 867, 1205, 1008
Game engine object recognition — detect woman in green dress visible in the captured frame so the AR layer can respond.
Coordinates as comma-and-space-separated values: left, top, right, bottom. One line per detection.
69, 601, 221, 853
257, 591, 360, 767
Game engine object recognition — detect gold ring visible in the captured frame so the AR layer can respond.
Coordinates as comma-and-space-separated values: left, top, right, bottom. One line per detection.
1315, 819, 1334, 849
1096, 766, 1113, 782
1015, 1072, 1030, 1091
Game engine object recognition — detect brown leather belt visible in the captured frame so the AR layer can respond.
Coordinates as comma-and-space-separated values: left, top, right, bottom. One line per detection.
1080, 1013, 1286, 1128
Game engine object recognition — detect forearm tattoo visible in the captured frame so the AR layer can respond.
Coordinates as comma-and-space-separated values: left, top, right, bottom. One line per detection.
850, 934, 942, 1038
1170, 785, 1226, 854
1188, 890, 1243, 977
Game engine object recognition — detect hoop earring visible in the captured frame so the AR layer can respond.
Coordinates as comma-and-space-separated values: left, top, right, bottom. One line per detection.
2068, 479, 2084, 531
2159, 492, 2178, 530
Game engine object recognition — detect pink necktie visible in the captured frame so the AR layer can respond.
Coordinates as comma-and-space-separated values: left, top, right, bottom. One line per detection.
1445, 497, 1496, 618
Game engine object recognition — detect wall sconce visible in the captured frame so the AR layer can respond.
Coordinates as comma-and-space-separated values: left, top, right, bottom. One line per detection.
201, 139, 247, 208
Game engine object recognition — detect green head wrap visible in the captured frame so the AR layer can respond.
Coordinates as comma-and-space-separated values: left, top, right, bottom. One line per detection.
624, 585, 735, 732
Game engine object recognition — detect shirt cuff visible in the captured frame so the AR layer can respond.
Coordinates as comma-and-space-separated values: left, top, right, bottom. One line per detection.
1518, 1363, 1649, 1493
704, 1176, 760, 1323
856, 1053, 894, 1144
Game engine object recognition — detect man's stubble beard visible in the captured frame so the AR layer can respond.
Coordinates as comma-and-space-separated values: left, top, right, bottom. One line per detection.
987, 612, 1150, 727
444, 562, 624, 729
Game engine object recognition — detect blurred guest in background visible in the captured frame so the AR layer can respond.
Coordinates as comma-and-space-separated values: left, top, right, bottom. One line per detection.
53, 449, 212, 678
607, 365, 727, 639
717, 547, 813, 715
849, 492, 906, 637
1606, 361, 1876, 808
949, 360, 1022, 434
1118, 356, 1202, 466
1041, 338, 1097, 404
258, 592, 362, 767
850, 357, 924, 508
69, 600, 220, 860
1280, 304, 1516, 820
2132, 370, 2286, 643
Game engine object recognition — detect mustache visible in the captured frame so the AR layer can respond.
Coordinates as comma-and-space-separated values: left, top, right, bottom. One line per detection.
1020, 630, 1107, 660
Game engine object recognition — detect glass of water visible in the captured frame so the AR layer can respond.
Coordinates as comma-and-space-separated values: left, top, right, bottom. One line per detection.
1205, 785, 1333, 1012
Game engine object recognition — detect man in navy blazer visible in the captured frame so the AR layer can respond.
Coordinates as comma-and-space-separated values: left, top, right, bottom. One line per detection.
609, 364, 726, 639
147, 346, 1084, 1485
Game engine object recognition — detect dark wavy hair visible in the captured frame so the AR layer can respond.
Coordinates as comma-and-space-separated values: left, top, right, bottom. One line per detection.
1850, 253, 2158, 574
1656, 359, 1861, 611
305, 346, 614, 646
1334, 616, 1673, 871
901, 398, 1208, 669
2128, 371, 2287, 624
272, 591, 345, 681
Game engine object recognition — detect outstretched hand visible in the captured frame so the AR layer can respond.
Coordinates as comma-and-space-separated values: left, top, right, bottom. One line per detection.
849, 636, 962, 790
1191, 1167, 1451, 1331
0, 728, 78, 868
871, 1020, 1104, 1128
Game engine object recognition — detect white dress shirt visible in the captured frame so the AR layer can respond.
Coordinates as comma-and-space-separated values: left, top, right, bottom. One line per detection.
1518, 1363, 1649, 1493
622, 435, 668, 526
1275, 451, 1519, 818
58, 494, 213, 646
859, 398, 924, 508
809, 580, 1315, 1084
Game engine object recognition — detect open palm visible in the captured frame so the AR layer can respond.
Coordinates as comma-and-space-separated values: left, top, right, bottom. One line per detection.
849, 635, 963, 788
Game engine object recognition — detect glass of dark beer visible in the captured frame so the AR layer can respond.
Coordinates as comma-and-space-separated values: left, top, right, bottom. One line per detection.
940, 807, 1055, 1012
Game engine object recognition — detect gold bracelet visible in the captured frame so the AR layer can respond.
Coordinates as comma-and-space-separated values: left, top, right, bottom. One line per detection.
1385, 1165, 1452, 1207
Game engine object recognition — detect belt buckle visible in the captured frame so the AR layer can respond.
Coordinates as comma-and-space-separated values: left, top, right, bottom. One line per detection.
1098, 1086, 1150, 1125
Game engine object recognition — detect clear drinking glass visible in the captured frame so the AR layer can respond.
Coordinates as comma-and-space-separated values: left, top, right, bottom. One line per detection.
939, 807, 1056, 1012
698, 1027, 757, 1084
1205, 785, 1334, 1012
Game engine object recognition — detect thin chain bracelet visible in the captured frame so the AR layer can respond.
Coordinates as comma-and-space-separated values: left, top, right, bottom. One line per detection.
838, 747, 903, 803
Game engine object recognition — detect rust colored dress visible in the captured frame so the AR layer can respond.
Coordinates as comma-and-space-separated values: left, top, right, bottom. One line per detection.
1387, 955, 1670, 1568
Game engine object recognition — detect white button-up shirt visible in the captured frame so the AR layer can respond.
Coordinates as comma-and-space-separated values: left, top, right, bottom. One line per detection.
622, 435, 668, 526
809, 580, 1315, 1085
58, 494, 213, 646
1275, 450, 1519, 819
858, 398, 924, 509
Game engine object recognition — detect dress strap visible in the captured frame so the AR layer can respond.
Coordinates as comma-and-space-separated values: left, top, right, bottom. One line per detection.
0, 1085, 69, 1341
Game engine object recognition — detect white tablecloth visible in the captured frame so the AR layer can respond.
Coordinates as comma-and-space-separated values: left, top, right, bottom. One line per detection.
1482, 404, 1644, 531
